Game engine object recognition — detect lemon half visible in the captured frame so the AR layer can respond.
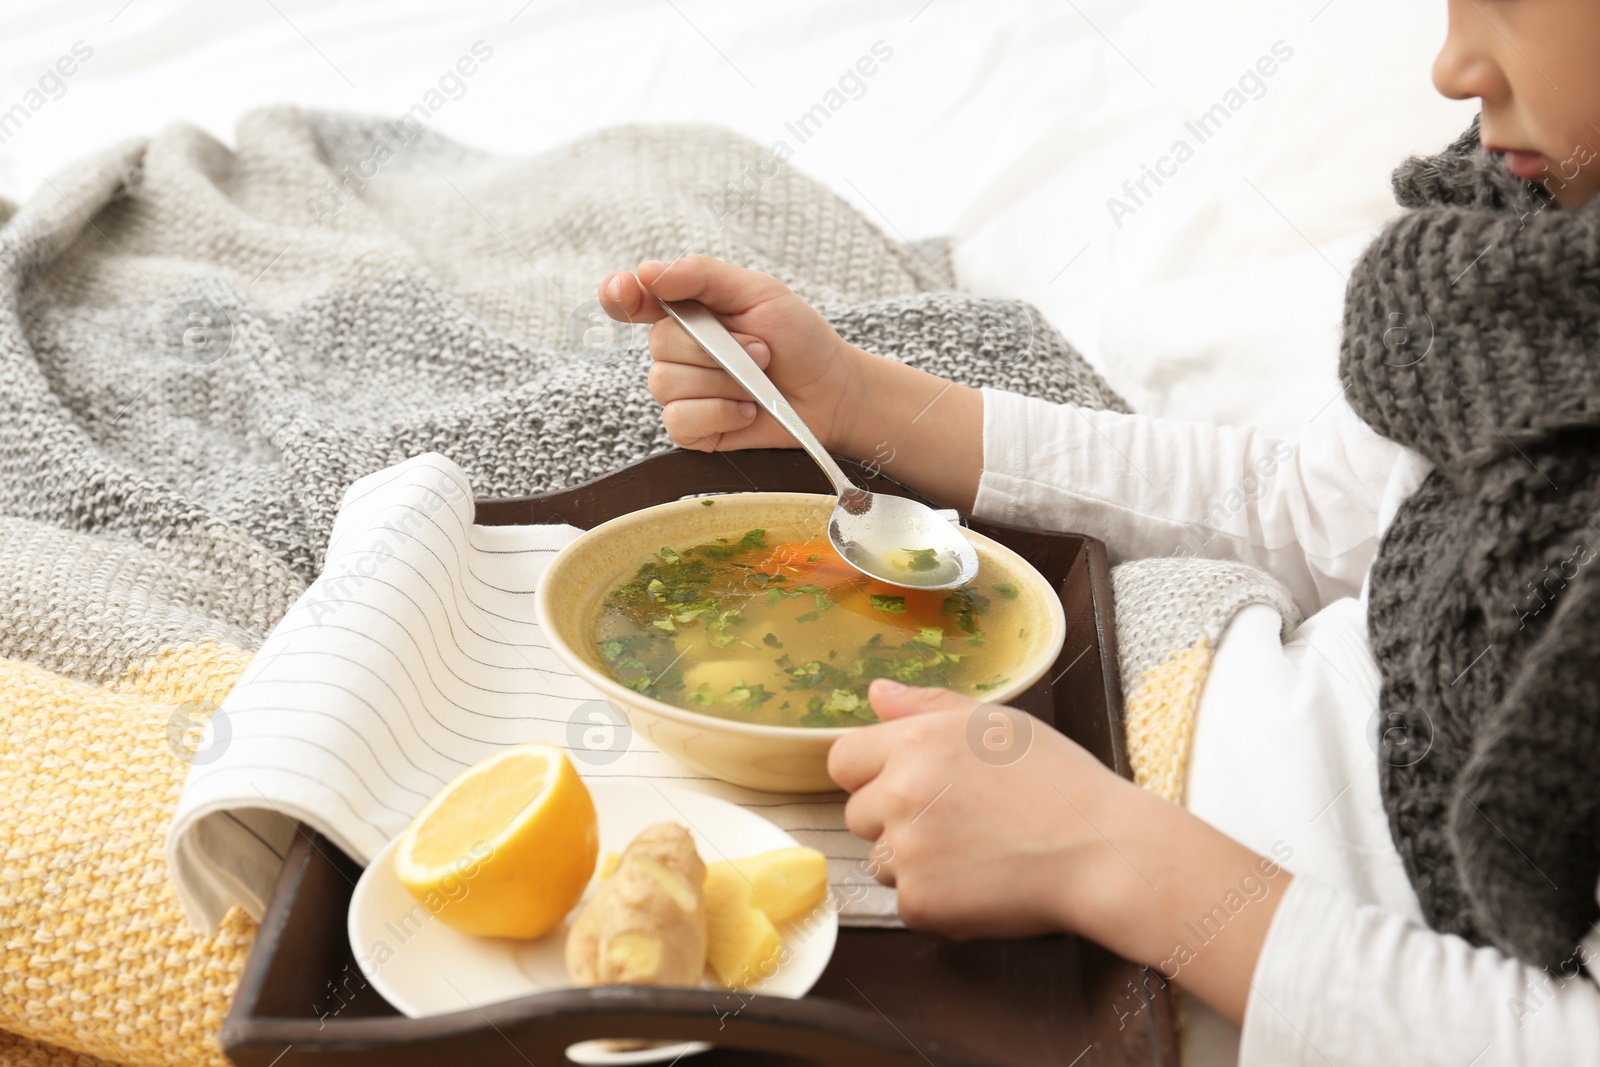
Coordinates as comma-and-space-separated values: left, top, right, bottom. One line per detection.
394, 743, 599, 939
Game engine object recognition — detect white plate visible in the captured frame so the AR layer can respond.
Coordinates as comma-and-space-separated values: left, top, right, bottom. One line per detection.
348, 780, 839, 1065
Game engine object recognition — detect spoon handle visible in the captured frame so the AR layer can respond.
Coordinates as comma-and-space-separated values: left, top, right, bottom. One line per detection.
655, 297, 861, 500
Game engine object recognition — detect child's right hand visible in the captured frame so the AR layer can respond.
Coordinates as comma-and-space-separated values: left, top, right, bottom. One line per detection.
598, 257, 864, 455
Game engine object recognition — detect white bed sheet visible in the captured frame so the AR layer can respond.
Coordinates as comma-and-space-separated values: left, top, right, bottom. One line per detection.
0, 0, 1475, 434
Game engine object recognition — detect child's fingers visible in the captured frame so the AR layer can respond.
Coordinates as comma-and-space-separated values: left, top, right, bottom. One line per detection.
661, 397, 760, 450
648, 362, 761, 406
597, 270, 666, 324
829, 725, 893, 795
868, 681, 983, 722
636, 254, 791, 314
648, 319, 771, 370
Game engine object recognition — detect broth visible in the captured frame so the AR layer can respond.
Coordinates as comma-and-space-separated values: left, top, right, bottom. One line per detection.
589, 519, 1030, 727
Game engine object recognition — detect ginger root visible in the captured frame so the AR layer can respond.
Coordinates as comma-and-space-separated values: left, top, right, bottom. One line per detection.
565, 822, 708, 987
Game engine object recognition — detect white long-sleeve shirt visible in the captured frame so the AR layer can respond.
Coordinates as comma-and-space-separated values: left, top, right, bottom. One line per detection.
970, 387, 1600, 1067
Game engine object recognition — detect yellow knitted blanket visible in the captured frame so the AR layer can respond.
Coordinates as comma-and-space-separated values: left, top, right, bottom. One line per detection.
0, 645, 256, 1067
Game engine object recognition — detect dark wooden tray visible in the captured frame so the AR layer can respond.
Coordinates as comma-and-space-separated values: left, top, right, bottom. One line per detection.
221, 448, 1175, 1067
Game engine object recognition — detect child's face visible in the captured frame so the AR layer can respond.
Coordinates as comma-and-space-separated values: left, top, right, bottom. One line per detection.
1434, 0, 1600, 208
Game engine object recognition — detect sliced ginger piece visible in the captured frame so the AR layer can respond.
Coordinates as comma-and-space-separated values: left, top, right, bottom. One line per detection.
719, 847, 828, 924
565, 823, 707, 988
599, 850, 623, 879
703, 861, 784, 988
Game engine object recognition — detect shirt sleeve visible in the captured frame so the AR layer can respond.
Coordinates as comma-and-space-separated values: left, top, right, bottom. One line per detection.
1240, 875, 1600, 1066
970, 388, 1406, 615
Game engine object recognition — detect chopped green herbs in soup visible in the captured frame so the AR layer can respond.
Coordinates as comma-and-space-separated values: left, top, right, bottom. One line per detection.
591, 525, 1028, 727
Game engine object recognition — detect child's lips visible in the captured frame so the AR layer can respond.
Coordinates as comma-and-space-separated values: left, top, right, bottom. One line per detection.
1497, 149, 1548, 180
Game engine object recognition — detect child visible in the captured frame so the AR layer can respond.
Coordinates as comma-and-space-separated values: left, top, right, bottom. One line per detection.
598, 1, 1600, 1062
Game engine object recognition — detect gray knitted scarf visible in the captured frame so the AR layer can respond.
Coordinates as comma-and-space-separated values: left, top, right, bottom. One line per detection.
1343, 119, 1600, 967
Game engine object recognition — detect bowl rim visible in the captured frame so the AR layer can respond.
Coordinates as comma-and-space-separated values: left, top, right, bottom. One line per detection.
533, 491, 1067, 740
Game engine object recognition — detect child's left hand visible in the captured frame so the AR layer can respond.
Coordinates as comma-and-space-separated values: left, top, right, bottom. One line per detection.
829, 677, 1289, 1026
828, 677, 1146, 941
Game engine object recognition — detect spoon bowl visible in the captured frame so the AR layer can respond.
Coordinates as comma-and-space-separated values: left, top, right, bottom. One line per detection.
829, 487, 979, 589
652, 293, 981, 591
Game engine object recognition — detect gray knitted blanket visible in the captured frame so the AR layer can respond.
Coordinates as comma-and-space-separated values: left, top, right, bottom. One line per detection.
0, 107, 1132, 688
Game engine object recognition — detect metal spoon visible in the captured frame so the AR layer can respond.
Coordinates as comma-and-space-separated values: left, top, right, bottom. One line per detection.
652, 295, 980, 591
